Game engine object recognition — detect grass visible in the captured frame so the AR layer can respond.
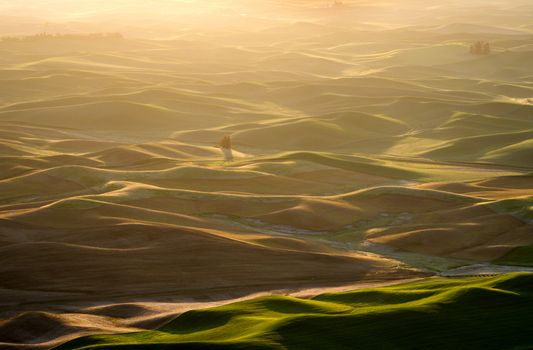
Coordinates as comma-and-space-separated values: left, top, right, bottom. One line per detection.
495, 246, 533, 267
337, 185, 481, 203
421, 129, 533, 163
488, 196, 533, 221
236, 151, 519, 183
244, 151, 424, 180
482, 139, 533, 167
57, 273, 533, 350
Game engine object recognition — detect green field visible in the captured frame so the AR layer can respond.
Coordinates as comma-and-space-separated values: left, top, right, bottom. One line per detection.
496, 246, 533, 267
58, 273, 533, 350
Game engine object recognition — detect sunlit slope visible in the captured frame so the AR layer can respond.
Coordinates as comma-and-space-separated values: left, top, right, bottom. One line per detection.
57, 273, 533, 350
1, 169, 530, 266
1, 30, 533, 167
0, 120, 530, 268
365, 196, 533, 262
0, 29, 532, 165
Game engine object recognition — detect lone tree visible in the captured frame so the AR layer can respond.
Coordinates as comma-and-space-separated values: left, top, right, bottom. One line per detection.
470, 41, 491, 55
217, 135, 234, 162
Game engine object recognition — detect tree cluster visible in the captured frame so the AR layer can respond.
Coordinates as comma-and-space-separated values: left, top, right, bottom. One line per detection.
330, 1, 346, 8
470, 41, 491, 55
0, 32, 124, 43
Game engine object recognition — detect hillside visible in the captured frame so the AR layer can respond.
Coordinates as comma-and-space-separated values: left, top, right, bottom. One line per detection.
56, 274, 533, 350
1, 0, 533, 348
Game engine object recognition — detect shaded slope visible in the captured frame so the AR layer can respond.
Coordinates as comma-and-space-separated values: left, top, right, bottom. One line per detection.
0, 220, 418, 308
57, 273, 533, 350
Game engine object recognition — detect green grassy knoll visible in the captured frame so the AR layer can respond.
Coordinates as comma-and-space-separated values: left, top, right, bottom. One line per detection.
58, 273, 533, 350
495, 246, 533, 267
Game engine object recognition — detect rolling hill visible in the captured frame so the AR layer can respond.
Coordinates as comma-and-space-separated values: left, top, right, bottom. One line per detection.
1, 0, 533, 348
56, 273, 533, 350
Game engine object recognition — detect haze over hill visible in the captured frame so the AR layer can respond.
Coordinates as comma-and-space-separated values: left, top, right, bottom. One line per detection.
0, 0, 532, 349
